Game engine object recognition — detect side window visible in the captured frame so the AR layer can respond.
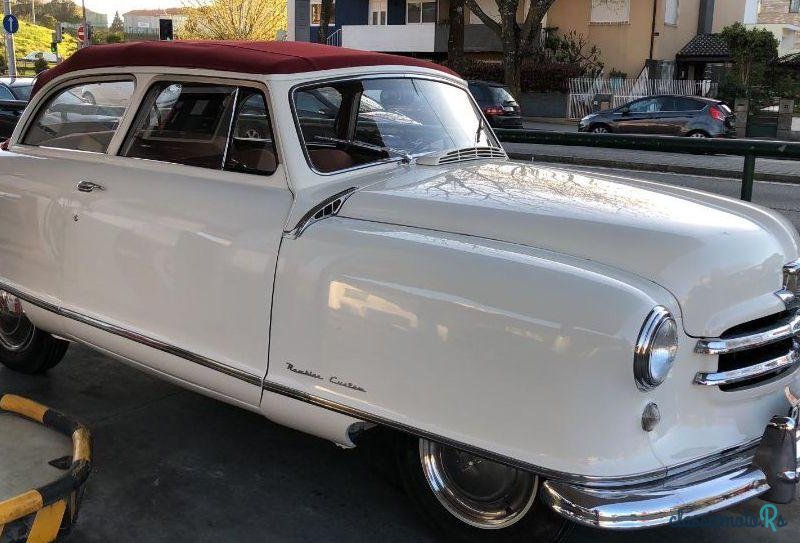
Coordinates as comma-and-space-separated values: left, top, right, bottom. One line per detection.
0, 86, 14, 100
627, 98, 660, 113
225, 91, 278, 176
22, 80, 134, 152
121, 82, 237, 169
675, 97, 703, 112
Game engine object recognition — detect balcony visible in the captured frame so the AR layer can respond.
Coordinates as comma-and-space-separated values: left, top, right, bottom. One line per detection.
341, 23, 436, 52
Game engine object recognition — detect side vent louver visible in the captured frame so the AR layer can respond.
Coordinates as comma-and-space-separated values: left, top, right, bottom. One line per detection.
288, 187, 357, 238
417, 146, 507, 166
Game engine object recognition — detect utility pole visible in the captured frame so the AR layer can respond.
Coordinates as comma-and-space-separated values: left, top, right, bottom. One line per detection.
31, 0, 34, 25
81, 0, 87, 47
2, 0, 15, 77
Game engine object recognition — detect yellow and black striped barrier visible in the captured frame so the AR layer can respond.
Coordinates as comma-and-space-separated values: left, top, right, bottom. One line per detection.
0, 395, 91, 543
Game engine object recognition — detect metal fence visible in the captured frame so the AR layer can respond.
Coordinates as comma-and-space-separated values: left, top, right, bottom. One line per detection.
567, 78, 719, 119
495, 129, 800, 201
326, 28, 342, 47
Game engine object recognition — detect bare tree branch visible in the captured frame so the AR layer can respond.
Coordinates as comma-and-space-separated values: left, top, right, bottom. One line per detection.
463, 0, 502, 37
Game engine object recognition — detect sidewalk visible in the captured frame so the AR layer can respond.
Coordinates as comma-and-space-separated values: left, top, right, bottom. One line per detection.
503, 142, 800, 184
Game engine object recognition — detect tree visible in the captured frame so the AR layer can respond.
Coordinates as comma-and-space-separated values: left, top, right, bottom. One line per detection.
317, 0, 333, 43
183, 0, 287, 40
721, 22, 778, 87
39, 0, 82, 24
447, 0, 465, 71
110, 11, 124, 34
464, 0, 556, 96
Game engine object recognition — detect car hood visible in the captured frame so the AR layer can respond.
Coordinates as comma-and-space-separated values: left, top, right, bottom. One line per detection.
340, 161, 799, 337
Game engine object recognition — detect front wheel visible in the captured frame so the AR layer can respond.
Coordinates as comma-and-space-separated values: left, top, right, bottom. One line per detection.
396, 434, 572, 542
0, 291, 68, 374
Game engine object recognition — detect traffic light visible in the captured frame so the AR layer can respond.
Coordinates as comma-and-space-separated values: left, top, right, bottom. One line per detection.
50, 40, 57, 53
159, 18, 173, 41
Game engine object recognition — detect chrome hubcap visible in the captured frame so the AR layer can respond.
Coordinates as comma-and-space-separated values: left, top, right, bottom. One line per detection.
419, 439, 538, 529
0, 290, 34, 352
690, 132, 707, 138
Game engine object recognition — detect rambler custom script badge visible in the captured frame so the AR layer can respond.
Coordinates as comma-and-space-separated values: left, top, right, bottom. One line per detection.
285, 362, 367, 392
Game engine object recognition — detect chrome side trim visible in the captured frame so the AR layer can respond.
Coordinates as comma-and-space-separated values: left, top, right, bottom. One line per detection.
0, 280, 262, 387
694, 311, 800, 355
2, 280, 769, 491
694, 350, 800, 386
285, 187, 357, 239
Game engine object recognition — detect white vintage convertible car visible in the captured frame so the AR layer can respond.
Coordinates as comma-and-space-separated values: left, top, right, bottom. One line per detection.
1, 41, 799, 541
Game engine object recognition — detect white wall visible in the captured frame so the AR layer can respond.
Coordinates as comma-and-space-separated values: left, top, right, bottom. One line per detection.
341, 23, 436, 51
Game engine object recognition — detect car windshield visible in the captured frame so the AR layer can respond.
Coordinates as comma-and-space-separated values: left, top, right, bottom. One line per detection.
293, 77, 498, 173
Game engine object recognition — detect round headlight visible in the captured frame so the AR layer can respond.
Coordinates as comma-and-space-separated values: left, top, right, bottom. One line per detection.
634, 307, 678, 391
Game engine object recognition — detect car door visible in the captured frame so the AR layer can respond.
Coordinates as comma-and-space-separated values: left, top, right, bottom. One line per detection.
650, 96, 696, 136
613, 98, 660, 134
60, 77, 292, 406
0, 78, 129, 330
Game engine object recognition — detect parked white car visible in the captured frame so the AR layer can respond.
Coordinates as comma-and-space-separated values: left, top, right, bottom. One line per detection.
1, 41, 799, 541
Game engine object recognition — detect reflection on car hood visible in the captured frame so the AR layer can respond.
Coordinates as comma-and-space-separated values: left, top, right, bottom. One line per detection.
341, 161, 799, 336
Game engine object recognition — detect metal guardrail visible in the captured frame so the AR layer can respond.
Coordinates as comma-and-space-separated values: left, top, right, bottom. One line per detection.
495, 129, 800, 202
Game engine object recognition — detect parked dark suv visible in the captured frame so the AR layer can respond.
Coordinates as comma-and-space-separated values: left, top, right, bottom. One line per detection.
467, 80, 523, 129
578, 95, 734, 138
0, 77, 34, 139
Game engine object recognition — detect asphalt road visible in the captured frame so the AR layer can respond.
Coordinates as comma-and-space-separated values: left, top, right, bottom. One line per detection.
3, 170, 800, 543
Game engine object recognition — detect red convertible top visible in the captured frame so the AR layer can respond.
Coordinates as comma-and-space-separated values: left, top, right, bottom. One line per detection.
32, 41, 457, 96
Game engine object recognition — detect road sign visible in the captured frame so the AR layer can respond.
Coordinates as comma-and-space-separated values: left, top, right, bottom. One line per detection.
77, 25, 84, 41
2, 14, 18, 34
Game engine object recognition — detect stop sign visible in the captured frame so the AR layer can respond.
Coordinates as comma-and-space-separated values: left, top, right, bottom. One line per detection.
77, 25, 85, 40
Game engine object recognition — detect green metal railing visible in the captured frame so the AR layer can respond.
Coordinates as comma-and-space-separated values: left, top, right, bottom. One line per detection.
495, 130, 800, 202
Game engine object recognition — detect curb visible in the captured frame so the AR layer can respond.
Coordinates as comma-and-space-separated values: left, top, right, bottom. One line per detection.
0, 395, 91, 543
506, 152, 800, 185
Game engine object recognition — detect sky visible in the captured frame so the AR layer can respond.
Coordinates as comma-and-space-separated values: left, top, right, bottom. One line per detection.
80, 0, 184, 19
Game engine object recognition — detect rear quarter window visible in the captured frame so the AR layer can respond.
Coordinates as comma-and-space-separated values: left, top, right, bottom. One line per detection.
22, 80, 134, 153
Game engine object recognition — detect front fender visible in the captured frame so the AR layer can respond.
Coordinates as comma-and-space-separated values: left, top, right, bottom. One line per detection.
267, 217, 679, 478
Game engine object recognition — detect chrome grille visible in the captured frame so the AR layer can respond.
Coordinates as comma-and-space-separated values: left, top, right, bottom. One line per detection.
417, 146, 506, 166
695, 310, 800, 390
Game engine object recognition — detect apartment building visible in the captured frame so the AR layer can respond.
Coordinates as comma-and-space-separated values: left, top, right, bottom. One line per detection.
123, 9, 187, 39
754, 0, 800, 55
289, 0, 741, 78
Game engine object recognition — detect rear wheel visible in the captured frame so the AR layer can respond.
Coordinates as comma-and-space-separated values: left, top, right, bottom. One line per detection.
0, 291, 68, 374
396, 434, 572, 542
687, 130, 709, 138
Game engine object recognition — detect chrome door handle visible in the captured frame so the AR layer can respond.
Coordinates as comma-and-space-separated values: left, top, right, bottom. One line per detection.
76, 181, 105, 193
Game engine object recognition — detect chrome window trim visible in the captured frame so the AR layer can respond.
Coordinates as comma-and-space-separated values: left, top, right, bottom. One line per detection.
288, 73, 501, 176
694, 311, 800, 355
117, 76, 280, 177
1, 279, 766, 490
693, 349, 800, 386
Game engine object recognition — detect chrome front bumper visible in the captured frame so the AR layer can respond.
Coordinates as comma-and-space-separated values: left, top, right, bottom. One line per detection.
542, 402, 800, 529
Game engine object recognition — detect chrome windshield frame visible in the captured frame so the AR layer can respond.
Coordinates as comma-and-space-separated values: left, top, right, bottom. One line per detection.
288, 73, 499, 176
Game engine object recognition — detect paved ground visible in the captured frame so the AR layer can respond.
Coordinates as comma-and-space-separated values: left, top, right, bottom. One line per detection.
3, 170, 800, 542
